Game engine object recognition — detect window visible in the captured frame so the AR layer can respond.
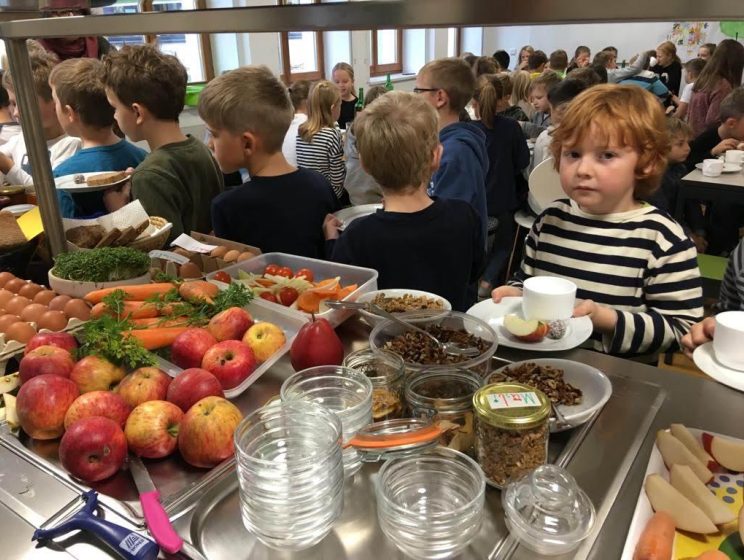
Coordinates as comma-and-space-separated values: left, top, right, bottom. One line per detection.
371, 29, 403, 76
279, 0, 325, 82
102, 0, 212, 84
447, 28, 461, 57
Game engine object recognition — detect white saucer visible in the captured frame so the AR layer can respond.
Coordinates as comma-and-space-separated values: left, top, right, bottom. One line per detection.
695, 162, 743, 173
55, 172, 129, 192
467, 297, 593, 351
334, 204, 382, 231
693, 341, 744, 392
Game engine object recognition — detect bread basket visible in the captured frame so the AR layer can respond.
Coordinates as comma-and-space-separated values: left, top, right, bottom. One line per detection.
128, 216, 170, 252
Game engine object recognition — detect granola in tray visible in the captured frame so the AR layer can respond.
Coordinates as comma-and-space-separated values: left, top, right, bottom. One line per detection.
371, 292, 445, 313
488, 362, 583, 407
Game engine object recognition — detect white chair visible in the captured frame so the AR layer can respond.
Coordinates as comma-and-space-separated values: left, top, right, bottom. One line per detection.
527, 157, 564, 215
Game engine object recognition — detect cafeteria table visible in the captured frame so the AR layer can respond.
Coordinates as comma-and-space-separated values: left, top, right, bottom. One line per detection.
675, 167, 744, 222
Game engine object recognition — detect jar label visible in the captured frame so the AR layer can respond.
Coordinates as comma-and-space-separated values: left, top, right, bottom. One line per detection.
486, 391, 540, 410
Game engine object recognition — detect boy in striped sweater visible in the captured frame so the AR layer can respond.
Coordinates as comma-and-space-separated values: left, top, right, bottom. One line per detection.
493, 84, 703, 356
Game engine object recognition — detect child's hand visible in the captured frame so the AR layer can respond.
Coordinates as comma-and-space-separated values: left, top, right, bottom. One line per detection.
573, 299, 618, 334
681, 317, 715, 357
491, 285, 522, 302
102, 181, 131, 213
323, 214, 342, 240
711, 138, 739, 155
690, 233, 708, 254
0, 153, 13, 174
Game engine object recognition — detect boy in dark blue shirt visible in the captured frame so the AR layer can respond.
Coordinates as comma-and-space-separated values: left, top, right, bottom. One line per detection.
49, 58, 147, 217
324, 91, 484, 312
199, 67, 338, 259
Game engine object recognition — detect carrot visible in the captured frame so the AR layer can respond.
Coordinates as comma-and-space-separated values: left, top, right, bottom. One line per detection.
85, 283, 175, 304
693, 552, 729, 560
633, 511, 675, 560
179, 281, 219, 304
297, 290, 322, 313
130, 316, 191, 328
123, 327, 189, 350
335, 284, 358, 300
90, 300, 160, 320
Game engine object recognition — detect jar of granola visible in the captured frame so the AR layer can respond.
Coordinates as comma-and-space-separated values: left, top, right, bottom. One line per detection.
404, 368, 482, 455
343, 348, 406, 421
473, 383, 550, 487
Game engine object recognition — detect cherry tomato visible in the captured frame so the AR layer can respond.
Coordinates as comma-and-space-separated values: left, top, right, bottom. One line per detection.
294, 268, 314, 282
275, 266, 293, 278
278, 287, 299, 307
213, 271, 231, 283
264, 264, 280, 276
259, 292, 279, 303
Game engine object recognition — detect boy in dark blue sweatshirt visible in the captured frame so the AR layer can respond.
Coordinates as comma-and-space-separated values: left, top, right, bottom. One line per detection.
416, 58, 489, 242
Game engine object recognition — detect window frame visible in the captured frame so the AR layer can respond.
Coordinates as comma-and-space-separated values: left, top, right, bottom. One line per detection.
278, 0, 325, 82
370, 28, 403, 77
452, 27, 463, 57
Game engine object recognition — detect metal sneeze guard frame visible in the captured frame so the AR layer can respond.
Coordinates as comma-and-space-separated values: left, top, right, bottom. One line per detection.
1, 0, 743, 256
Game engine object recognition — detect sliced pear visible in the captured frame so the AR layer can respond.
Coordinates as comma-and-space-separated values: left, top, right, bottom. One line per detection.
503, 314, 539, 336
0, 373, 19, 395
645, 474, 718, 534
670, 464, 735, 525
706, 435, 744, 472
656, 431, 713, 483
670, 424, 718, 470
3, 393, 18, 429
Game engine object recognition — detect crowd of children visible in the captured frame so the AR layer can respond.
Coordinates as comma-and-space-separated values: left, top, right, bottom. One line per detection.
2, 35, 744, 361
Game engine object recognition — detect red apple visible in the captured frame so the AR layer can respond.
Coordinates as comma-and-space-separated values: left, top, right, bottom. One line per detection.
64, 391, 132, 429
125, 400, 183, 458
19, 345, 75, 384
24, 331, 78, 356
201, 340, 257, 390
242, 322, 286, 363
59, 417, 127, 482
70, 355, 126, 393
116, 367, 172, 408
171, 328, 218, 370
16, 374, 79, 439
290, 317, 344, 371
207, 307, 254, 342
166, 368, 224, 412
178, 396, 242, 468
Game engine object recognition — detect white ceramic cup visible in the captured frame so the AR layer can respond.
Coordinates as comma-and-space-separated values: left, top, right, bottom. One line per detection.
702, 159, 724, 177
713, 311, 744, 371
522, 276, 577, 321
725, 150, 744, 164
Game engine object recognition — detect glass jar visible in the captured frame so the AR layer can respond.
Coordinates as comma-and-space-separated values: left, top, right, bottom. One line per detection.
404, 368, 482, 455
234, 400, 345, 551
0, 186, 25, 206
473, 383, 550, 487
280, 365, 373, 478
343, 348, 405, 421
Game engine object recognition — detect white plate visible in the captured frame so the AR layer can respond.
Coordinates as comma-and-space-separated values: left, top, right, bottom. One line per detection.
467, 297, 593, 351
55, 172, 129, 192
0, 204, 35, 216
693, 341, 744, 392
356, 289, 451, 328
489, 358, 612, 432
695, 162, 743, 173
334, 204, 382, 231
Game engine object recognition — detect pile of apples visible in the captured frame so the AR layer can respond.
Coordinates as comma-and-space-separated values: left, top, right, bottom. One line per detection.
6, 330, 243, 484
170, 307, 286, 390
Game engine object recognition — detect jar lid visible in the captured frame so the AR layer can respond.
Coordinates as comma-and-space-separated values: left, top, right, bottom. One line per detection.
0, 186, 24, 196
473, 383, 550, 430
346, 418, 442, 461
502, 465, 596, 555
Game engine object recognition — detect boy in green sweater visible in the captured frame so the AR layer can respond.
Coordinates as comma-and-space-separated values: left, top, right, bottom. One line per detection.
101, 45, 223, 241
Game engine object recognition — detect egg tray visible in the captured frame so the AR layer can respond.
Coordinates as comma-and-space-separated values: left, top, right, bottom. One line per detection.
0, 317, 85, 364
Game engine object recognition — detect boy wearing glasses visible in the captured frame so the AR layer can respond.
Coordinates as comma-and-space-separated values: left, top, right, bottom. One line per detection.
415, 58, 488, 242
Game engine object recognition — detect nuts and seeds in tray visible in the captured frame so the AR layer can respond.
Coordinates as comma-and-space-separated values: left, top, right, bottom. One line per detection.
488, 362, 583, 407
383, 325, 489, 365
371, 293, 445, 313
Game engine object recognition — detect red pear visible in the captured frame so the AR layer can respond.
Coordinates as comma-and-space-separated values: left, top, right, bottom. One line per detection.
289, 316, 344, 371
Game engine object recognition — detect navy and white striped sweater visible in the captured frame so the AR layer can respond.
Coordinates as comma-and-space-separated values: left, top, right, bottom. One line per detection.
296, 127, 346, 199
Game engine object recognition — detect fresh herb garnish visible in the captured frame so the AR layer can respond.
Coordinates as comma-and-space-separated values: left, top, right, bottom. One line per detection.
52, 247, 150, 283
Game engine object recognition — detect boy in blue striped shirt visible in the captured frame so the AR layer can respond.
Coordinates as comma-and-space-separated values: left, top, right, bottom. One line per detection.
493, 84, 703, 356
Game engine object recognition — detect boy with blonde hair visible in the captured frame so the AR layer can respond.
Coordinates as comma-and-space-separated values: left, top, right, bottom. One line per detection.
101, 45, 223, 241
415, 57, 488, 243
200, 66, 337, 259
0, 44, 80, 189
50, 58, 147, 217
324, 91, 484, 311
493, 85, 703, 356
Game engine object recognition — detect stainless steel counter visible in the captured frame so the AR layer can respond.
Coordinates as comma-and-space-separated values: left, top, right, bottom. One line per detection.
1, 318, 741, 560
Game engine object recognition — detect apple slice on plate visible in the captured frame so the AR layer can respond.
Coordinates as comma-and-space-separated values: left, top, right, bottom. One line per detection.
670, 464, 735, 525
670, 423, 718, 470
3, 393, 18, 428
702, 432, 744, 472
644, 474, 718, 534
503, 314, 548, 343
656, 431, 713, 483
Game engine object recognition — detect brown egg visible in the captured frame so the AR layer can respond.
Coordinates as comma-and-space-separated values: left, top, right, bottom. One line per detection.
179, 262, 202, 279
48, 295, 71, 312
63, 299, 91, 321
223, 249, 240, 263
5, 295, 31, 315
0, 271, 15, 288
20, 303, 48, 324
4, 278, 26, 293
5, 321, 36, 343
0, 314, 20, 333
18, 282, 43, 299
0, 289, 14, 308
210, 245, 228, 258
237, 250, 258, 262
38, 310, 68, 332
33, 289, 57, 305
